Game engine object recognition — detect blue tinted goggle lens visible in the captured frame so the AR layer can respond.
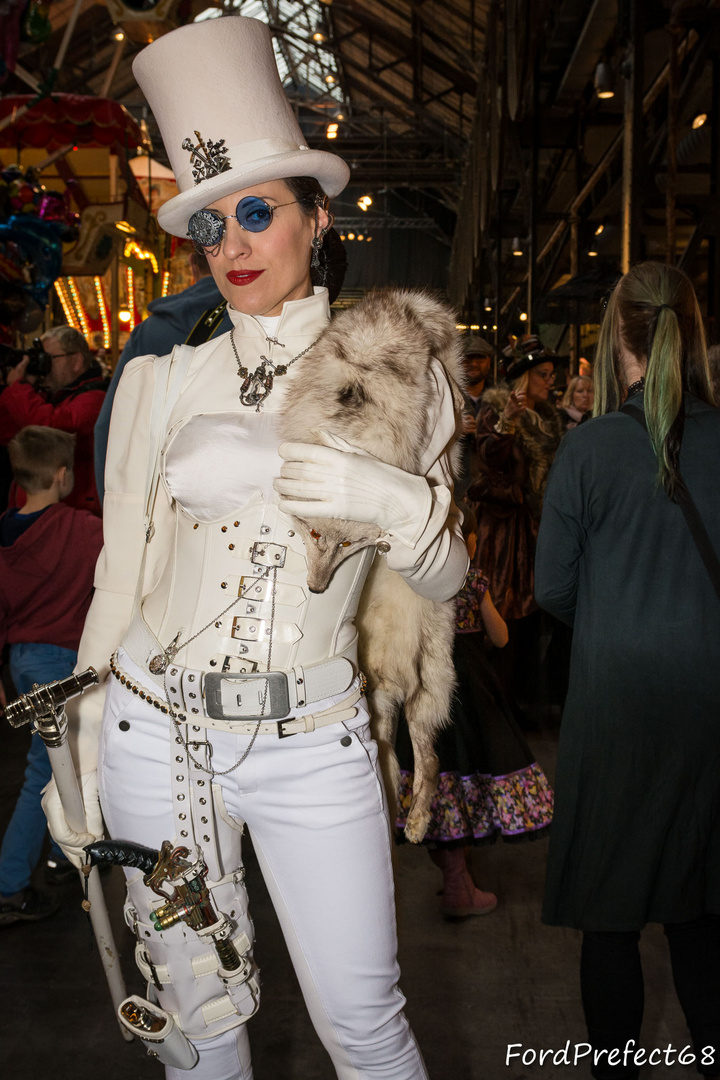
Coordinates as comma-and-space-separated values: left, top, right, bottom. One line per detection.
236, 196, 274, 231
187, 197, 276, 248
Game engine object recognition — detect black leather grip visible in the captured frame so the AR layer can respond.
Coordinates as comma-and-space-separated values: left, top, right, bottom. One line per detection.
84, 839, 159, 873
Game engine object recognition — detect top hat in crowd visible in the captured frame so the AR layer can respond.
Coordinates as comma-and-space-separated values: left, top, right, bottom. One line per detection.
463, 334, 495, 358
132, 16, 350, 238
502, 334, 556, 382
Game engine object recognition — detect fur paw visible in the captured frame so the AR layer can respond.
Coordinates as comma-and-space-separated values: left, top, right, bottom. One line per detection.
404, 800, 432, 844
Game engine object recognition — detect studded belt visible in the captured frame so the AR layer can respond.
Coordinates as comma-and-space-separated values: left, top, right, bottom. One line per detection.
109, 653, 363, 736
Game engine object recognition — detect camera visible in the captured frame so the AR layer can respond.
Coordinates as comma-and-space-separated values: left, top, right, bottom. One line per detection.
0, 339, 53, 379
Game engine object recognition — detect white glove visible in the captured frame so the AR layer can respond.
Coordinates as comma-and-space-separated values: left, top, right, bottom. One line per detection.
274, 434, 433, 549
41, 773, 104, 868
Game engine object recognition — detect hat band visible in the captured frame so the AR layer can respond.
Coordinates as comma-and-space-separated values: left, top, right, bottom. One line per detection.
176, 137, 310, 192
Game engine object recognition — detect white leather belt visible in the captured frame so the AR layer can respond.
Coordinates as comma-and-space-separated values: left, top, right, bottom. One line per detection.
121, 610, 356, 714
164, 655, 356, 722
109, 653, 363, 737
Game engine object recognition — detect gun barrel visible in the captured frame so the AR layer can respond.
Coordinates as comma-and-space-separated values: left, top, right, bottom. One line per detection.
4, 667, 99, 728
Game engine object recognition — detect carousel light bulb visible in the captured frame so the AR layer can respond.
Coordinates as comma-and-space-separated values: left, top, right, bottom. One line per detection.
519, 312, 528, 322
692, 113, 707, 130
324, 73, 336, 85
118, 310, 132, 324
114, 30, 125, 42
348, 232, 355, 240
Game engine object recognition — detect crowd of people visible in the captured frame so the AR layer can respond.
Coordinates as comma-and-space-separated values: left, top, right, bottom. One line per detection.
0, 13, 718, 1080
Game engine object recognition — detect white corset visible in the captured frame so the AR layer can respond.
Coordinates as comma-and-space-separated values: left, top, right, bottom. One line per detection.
120, 289, 377, 677
138, 500, 374, 676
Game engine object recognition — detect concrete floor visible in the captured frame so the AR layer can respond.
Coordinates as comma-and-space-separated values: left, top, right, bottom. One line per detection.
0, 721, 700, 1080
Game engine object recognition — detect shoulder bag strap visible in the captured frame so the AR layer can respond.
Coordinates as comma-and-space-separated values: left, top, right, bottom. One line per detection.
132, 343, 196, 614
622, 402, 720, 602
184, 300, 228, 347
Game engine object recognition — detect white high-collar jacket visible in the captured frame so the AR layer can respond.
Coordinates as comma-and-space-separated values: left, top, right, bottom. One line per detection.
68, 288, 467, 772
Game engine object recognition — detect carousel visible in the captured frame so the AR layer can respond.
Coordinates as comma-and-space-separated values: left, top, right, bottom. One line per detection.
0, 90, 189, 365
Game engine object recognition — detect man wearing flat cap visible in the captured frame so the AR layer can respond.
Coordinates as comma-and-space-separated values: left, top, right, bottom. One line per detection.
457, 334, 495, 497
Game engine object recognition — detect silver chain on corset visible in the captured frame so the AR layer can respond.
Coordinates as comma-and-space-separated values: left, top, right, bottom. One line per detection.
166, 564, 280, 778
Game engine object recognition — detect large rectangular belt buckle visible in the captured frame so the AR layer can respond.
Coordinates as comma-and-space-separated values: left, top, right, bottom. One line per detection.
204, 671, 290, 722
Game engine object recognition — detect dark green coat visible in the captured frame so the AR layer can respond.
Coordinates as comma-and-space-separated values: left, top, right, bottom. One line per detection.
536, 393, 720, 931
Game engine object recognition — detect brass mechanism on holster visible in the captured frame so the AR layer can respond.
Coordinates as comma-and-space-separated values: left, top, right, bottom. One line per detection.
145, 841, 243, 973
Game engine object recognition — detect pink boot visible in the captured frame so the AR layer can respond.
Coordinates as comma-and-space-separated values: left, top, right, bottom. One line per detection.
429, 847, 498, 918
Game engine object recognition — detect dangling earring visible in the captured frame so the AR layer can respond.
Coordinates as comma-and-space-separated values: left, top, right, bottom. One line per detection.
311, 204, 325, 269
311, 199, 334, 270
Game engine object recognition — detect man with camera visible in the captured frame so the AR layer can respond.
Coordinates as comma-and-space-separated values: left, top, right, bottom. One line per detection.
0, 327, 108, 516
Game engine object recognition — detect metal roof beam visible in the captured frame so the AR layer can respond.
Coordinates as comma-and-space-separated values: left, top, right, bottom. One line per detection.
331, 0, 476, 95
340, 53, 462, 144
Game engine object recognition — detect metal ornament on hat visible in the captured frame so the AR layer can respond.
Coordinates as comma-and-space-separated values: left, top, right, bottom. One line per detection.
181, 130, 232, 184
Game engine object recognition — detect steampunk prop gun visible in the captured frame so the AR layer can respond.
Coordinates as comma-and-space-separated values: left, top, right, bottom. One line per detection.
2, 669, 132, 1041
86, 839, 248, 974
85, 839, 259, 1069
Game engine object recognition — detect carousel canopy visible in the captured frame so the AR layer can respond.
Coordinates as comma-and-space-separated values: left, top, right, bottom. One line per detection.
0, 93, 147, 156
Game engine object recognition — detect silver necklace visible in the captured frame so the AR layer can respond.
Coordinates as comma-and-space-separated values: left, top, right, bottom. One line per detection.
230, 329, 318, 411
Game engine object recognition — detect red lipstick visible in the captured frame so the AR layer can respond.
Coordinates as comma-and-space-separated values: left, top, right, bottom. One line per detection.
226, 270, 264, 286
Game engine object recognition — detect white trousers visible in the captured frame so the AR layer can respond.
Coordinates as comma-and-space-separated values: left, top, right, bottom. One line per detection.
98, 652, 428, 1080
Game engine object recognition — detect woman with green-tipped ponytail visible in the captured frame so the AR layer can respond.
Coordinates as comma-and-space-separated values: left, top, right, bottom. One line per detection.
535, 261, 720, 1080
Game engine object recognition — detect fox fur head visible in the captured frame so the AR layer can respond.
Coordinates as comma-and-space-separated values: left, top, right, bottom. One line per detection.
290, 516, 381, 593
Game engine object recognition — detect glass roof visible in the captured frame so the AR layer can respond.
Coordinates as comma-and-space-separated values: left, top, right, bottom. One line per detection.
194, 1, 344, 114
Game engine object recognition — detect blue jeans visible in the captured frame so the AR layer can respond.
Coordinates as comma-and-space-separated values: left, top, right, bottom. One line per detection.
0, 643, 76, 895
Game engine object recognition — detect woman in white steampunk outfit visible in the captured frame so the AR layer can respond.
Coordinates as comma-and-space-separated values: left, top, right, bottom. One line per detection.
43, 16, 467, 1080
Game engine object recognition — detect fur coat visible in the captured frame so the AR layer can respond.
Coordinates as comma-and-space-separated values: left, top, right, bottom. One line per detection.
472, 385, 564, 521
466, 385, 564, 620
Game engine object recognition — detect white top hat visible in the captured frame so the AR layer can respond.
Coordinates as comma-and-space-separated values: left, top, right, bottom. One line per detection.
132, 16, 350, 238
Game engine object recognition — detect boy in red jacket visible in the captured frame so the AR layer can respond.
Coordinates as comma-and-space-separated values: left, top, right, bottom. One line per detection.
0, 426, 102, 923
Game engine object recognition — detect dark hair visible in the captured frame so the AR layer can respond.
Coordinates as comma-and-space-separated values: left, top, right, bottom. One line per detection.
282, 175, 347, 304
8, 425, 76, 493
594, 261, 713, 500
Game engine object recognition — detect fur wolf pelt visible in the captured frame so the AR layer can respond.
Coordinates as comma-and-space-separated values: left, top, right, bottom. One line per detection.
280, 289, 466, 842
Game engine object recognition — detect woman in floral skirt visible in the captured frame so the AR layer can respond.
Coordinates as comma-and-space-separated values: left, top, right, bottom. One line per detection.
395, 506, 554, 917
